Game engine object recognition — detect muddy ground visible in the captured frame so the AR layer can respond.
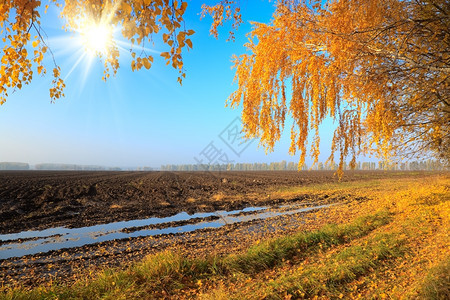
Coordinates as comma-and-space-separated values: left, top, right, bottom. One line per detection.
0, 170, 426, 234
0, 202, 334, 288
0, 170, 437, 288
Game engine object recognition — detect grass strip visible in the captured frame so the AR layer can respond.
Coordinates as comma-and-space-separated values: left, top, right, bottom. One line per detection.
1, 210, 391, 299
416, 257, 450, 300
237, 232, 407, 299
224, 210, 392, 274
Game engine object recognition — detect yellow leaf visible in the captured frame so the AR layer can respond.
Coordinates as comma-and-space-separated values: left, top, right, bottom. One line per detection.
160, 52, 170, 59
122, 2, 132, 14
143, 58, 151, 69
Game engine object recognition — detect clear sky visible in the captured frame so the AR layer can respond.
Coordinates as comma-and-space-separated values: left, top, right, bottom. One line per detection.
0, 0, 337, 169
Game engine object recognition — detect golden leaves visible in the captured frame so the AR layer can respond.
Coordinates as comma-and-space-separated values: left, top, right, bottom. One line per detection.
0, 0, 196, 104
160, 52, 170, 60
121, 2, 132, 15
50, 67, 65, 101
109, 0, 194, 84
228, 0, 450, 174
185, 39, 193, 49
201, 0, 243, 41
0, 0, 41, 104
142, 57, 152, 70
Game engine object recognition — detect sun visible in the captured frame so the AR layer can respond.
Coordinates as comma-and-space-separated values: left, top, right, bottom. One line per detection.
79, 22, 112, 56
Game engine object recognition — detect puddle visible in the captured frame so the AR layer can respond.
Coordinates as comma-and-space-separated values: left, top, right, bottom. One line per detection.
0, 203, 331, 260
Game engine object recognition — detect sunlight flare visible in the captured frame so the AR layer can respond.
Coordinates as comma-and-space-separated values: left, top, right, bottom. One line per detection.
79, 22, 113, 56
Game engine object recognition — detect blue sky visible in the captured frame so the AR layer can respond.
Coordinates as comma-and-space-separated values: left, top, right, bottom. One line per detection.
0, 0, 337, 169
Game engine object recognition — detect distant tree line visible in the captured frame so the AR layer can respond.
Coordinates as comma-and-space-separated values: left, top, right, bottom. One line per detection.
161, 159, 447, 172
0, 163, 122, 171
0, 160, 445, 172
135, 167, 154, 171
0, 162, 151, 171
161, 161, 307, 171
34, 163, 122, 171
0, 162, 29, 170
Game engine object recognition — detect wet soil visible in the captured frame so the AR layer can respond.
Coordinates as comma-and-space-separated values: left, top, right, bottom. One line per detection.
0, 170, 423, 234
0, 202, 335, 288
0, 170, 435, 288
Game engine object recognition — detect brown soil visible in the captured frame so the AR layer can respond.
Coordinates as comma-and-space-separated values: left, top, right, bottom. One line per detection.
0, 207, 321, 288
0, 170, 438, 288
0, 170, 428, 234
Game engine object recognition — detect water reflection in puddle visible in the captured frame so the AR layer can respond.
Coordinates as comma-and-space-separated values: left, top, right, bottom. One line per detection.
0, 203, 330, 260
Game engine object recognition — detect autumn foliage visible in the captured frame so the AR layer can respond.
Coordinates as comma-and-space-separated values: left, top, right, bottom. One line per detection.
0, 0, 194, 105
219, 0, 449, 172
62, 0, 194, 82
0, 0, 65, 103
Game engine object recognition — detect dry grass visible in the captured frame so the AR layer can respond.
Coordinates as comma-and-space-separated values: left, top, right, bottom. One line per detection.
1, 174, 448, 299
186, 197, 197, 203
211, 193, 225, 202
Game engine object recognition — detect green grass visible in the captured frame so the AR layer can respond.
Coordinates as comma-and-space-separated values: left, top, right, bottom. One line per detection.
260, 232, 407, 299
0, 211, 392, 300
2, 175, 447, 299
417, 258, 450, 300
224, 210, 392, 274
